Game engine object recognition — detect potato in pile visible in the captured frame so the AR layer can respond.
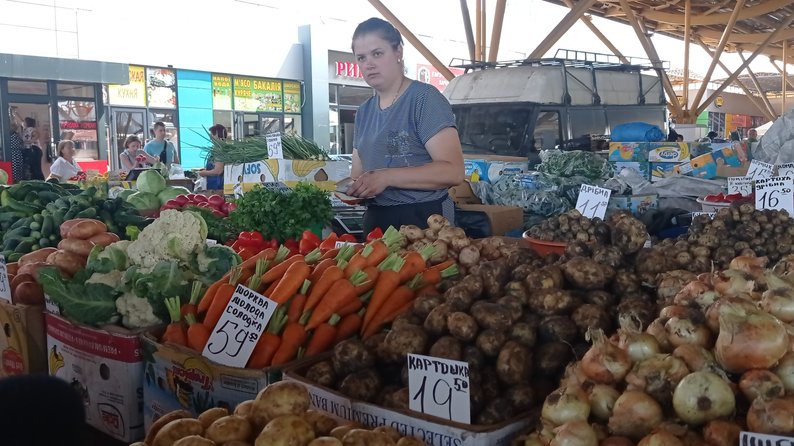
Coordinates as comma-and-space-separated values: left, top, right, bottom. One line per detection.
133, 381, 425, 446
525, 209, 610, 244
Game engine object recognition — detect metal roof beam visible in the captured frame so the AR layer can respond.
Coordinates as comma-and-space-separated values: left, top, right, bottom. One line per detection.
528, 0, 598, 60
488, 0, 507, 62
459, 0, 476, 62
737, 50, 779, 118
770, 58, 794, 91
683, 0, 691, 117
641, 0, 791, 25
560, 0, 630, 64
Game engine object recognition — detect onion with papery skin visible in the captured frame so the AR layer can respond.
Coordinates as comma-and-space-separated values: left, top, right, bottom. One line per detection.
542, 386, 590, 427
711, 269, 756, 298
704, 297, 756, 334
760, 272, 794, 323
702, 420, 741, 446
645, 319, 672, 353
585, 383, 620, 422
560, 362, 588, 389
672, 344, 717, 373
607, 390, 663, 440
636, 430, 684, 446
772, 352, 794, 393
600, 437, 635, 446
617, 315, 660, 363
550, 420, 598, 446
581, 329, 632, 385
664, 315, 713, 349
714, 303, 788, 374
746, 397, 794, 435
739, 369, 785, 402
672, 371, 735, 426
625, 354, 690, 405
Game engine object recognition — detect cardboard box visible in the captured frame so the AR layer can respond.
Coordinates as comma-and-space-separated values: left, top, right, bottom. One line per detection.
449, 182, 482, 205
0, 301, 46, 377
608, 142, 646, 162
223, 160, 351, 195
611, 161, 651, 180
456, 204, 523, 236
674, 146, 749, 179
649, 162, 679, 182
464, 159, 527, 183
283, 357, 531, 446
608, 194, 658, 216
646, 142, 691, 162
141, 333, 279, 432
46, 314, 145, 443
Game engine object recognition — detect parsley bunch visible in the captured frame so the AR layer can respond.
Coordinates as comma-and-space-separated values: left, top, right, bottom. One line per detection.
230, 182, 333, 242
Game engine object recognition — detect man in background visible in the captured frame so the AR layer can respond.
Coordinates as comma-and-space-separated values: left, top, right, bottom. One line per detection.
144, 121, 179, 166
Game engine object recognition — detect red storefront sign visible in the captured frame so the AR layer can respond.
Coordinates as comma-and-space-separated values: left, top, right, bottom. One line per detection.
335, 62, 363, 79
416, 64, 465, 92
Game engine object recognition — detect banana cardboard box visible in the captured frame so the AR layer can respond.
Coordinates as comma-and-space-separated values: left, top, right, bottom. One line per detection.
0, 300, 46, 377
222, 160, 351, 195
45, 313, 145, 443
141, 332, 279, 432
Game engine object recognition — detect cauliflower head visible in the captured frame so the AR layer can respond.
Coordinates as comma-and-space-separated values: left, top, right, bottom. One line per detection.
116, 292, 162, 328
85, 270, 125, 289
127, 209, 208, 268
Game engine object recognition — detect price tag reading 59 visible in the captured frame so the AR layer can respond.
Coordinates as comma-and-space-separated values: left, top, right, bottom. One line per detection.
575, 184, 611, 219
202, 284, 278, 368
0, 254, 10, 303
754, 176, 794, 215
408, 353, 470, 424
266, 132, 284, 160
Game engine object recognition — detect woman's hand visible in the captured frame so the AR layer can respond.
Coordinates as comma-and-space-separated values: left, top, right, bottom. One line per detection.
347, 169, 390, 198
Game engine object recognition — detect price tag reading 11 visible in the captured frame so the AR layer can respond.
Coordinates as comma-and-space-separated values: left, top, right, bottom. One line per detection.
202, 284, 278, 368
727, 177, 753, 196
0, 255, 10, 303
266, 132, 284, 160
408, 353, 470, 424
754, 176, 794, 215
575, 184, 611, 219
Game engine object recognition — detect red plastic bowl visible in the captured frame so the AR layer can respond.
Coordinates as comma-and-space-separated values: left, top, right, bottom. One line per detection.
522, 231, 567, 257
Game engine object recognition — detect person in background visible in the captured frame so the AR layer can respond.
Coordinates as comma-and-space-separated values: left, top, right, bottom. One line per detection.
667, 127, 680, 142
144, 121, 179, 166
346, 17, 464, 233
747, 128, 759, 143
9, 122, 25, 183
22, 117, 37, 148
119, 135, 158, 170
676, 134, 684, 142
707, 130, 718, 141
48, 140, 81, 181
196, 124, 226, 192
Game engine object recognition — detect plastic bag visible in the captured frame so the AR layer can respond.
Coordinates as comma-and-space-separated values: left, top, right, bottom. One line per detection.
610, 122, 665, 142
194, 176, 207, 192
755, 110, 794, 164
537, 150, 614, 180
168, 163, 185, 179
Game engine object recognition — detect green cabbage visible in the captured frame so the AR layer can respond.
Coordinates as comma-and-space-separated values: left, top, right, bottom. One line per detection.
118, 189, 136, 201
136, 170, 166, 194
0, 170, 8, 185
157, 186, 190, 205
126, 191, 161, 211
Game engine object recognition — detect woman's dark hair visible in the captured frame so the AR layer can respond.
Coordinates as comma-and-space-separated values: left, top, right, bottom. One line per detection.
351, 17, 403, 51
209, 124, 228, 140
124, 135, 141, 149
56, 139, 74, 157
24, 117, 36, 128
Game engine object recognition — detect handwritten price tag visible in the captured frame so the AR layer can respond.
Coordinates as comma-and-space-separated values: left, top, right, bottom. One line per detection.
692, 211, 716, 219
203, 284, 278, 368
0, 255, 10, 303
746, 159, 774, 179
778, 163, 794, 178
739, 431, 794, 445
754, 176, 794, 215
575, 184, 611, 219
727, 176, 753, 196
408, 354, 470, 424
334, 240, 360, 249
266, 132, 284, 160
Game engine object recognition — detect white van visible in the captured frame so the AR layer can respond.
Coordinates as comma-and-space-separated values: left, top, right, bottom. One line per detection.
443, 55, 668, 163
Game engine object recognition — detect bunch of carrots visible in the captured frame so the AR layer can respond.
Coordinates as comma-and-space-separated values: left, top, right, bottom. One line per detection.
160, 227, 458, 369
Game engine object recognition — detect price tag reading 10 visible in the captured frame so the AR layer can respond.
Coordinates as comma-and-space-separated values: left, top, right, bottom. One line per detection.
408, 353, 471, 424
575, 184, 611, 219
754, 176, 794, 215
202, 284, 278, 368
0, 254, 10, 303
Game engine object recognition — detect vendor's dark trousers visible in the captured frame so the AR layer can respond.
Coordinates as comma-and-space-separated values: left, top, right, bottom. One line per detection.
363, 196, 448, 235
0, 374, 85, 446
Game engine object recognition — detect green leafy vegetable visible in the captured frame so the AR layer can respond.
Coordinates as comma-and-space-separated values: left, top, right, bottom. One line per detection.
193, 245, 242, 283
38, 267, 120, 326
185, 206, 236, 243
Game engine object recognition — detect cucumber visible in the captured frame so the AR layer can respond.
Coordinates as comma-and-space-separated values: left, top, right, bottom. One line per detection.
9, 217, 32, 231
75, 207, 97, 218
30, 231, 41, 240
2, 238, 21, 251
4, 227, 31, 240
41, 216, 54, 237
6, 252, 22, 262
30, 244, 40, 251
32, 214, 43, 224
29, 221, 41, 231
35, 191, 61, 203
39, 238, 51, 248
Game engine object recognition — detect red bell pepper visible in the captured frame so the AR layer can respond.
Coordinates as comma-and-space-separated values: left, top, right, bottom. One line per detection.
339, 233, 357, 243
283, 238, 299, 255
724, 193, 744, 203
365, 227, 383, 242
299, 238, 318, 255
319, 233, 339, 251
237, 247, 257, 261
238, 231, 266, 249
302, 230, 321, 245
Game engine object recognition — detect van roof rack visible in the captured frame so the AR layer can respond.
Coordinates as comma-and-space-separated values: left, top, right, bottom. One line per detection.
450, 49, 668, 72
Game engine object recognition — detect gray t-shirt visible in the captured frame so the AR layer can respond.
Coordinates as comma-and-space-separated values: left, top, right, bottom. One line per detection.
354, 80, 456, 207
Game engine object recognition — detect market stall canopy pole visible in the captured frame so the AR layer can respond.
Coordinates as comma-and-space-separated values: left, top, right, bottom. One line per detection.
488, 0, 507, 62
784, 40, 789, 114
480, 0, 487, 61
695, 37, 777, 122
617, 0, 683, 118
683, 0, 692, 118
737, 49, 779, 119
690, 0, 746, 117
459, 0, 476, 61
527, 0, 598, 60
366, 0, 456, 81
696, 12, 794, 117
475, 0, 482, 61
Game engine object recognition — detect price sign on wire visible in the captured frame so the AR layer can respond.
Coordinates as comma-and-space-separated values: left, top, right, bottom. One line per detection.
203, 285, 278, 368
778, 163, 794, 178
691, 211, 716, 219
408, 354, 471, 424
754, 176, 794, 215
266, 132, 284, 160
334, 240, 360, 249
746, 159, 775, 180
575, 184, 611, 219
0, 255, 10, 303
739, 431, 794, 445
727, 176, 753, 196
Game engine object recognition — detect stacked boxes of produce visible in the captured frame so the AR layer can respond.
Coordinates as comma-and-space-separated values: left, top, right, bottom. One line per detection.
608, 142, 650, 180
648, 142, 691, 182
463, 157, 528, 183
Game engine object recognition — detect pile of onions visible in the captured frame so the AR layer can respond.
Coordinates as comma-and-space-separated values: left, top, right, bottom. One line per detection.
625, 354, 689, 405
541, 386, 590, 426
581, 329, 632, 385
672, 371, 735, 425
550, 420, 598, 446
738, 369, 785, 401
773, 352, 794, 393
760, 272, 794, 323
607, 390, 663, 440
746, 397, 794, 435
714, 303, 788, 373
636, 429, 684, 446
616, 315, 660, 363
702, 420, 741, 446
583, 382, 620, 422
664, 313, 713, 349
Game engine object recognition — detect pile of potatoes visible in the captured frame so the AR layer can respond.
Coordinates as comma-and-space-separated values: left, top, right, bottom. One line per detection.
132, 381, 426, 446
398, 214, 522, 275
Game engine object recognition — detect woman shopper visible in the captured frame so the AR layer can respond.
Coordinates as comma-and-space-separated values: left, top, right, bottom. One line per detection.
48, 140, 81, 181
119, 135, 157, 170
345, 17, 464, 233
196, 124, 227, 192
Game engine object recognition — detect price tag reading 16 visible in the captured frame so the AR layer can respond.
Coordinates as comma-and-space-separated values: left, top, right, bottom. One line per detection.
0, 254, 10, 303
575, 184, 612, 219
408, 353, 471, 424
754, 176, 794, 216
202, 284, 278, 368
